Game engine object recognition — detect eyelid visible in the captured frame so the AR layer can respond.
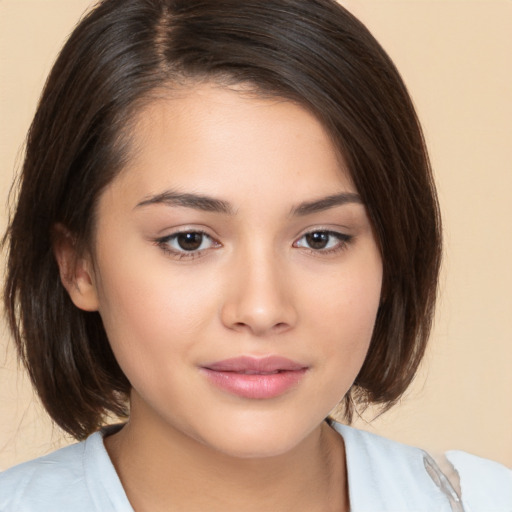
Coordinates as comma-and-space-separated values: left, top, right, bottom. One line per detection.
293, 228, 353, 254
153, 226, 353, 261
154, 228, 221, 260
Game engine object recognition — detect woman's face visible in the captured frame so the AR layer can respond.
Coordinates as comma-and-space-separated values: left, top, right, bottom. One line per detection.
82, 83, 382, 457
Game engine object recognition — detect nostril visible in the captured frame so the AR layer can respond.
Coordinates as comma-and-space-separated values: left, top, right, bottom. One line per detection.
220, 289, 298, 335
272, 322, 290, 332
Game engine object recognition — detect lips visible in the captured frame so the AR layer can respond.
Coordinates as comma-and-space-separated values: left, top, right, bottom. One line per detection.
201, 356, 308, 399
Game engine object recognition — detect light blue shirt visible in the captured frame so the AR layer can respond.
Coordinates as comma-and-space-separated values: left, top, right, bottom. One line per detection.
1, 423, 511, 511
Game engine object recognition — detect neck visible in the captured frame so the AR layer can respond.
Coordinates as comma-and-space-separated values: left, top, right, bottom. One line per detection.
105, 405, 348, 512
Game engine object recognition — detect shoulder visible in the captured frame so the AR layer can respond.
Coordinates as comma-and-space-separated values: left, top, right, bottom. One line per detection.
446, 450, 512, 511
333, 423, 512, 512
0, 439, 90, 510
0, 429, 132, 512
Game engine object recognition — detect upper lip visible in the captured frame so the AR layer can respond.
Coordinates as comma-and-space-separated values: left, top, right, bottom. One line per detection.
203, 356, 307, 374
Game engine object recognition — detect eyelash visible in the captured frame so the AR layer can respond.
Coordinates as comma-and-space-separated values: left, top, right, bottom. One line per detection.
154, 229, 353, 261
293, 230, 353, 256
154, 230, 219, 260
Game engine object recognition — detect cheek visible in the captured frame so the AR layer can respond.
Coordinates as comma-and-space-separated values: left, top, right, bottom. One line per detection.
92, 246, 222, 373
303, 254, 382, 386
305, 260, 382, 339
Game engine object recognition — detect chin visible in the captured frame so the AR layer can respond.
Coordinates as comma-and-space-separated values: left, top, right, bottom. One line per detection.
202, 433, 305, 460
189, 410, 323, 460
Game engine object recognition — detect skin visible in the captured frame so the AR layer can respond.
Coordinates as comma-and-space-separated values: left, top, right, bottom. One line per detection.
56, 83, 383, 512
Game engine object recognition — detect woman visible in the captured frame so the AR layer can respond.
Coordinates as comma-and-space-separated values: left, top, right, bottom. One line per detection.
1, 0, 510, 510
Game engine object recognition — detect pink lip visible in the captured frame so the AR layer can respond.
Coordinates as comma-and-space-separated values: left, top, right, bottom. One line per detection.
201, 356, 308, 399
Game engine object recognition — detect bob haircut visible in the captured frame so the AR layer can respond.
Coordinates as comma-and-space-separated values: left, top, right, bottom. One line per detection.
3, 0, 441, 440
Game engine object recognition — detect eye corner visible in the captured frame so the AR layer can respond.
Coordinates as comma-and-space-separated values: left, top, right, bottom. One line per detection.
293, 229, 353, 254
153, 229, 222, 261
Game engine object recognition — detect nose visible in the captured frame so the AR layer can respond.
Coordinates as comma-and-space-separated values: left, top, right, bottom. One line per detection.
220, 249, 298, 337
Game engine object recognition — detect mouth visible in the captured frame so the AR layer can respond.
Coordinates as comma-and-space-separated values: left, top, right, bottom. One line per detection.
200, 356, 308, 399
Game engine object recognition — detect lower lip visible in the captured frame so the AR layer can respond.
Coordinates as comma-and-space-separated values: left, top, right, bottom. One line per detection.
201, 368, 307, 399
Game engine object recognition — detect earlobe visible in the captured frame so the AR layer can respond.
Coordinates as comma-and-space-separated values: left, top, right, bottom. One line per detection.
52, 223, 100, 312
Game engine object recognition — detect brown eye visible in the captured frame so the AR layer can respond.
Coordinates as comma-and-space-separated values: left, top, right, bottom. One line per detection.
294, 230, 352, 253
305, 232, 330, 250
157, 231, 218, 256
176, 232, 204, 251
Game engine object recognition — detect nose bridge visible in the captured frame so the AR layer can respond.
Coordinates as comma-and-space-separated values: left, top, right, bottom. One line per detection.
221, 240, 296, 335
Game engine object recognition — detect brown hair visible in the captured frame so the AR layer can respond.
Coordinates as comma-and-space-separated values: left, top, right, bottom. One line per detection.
3, 0, 441, 440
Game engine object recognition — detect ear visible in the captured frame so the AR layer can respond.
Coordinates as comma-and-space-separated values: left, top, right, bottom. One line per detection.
52, 223, 99, 312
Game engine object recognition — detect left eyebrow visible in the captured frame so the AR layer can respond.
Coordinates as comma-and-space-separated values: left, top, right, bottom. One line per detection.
291, 193, 363, 216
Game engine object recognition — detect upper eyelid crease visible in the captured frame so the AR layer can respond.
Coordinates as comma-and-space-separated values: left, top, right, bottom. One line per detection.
155, 231, 219, 255
155, 229, 350, 260
295, 230, 352, 244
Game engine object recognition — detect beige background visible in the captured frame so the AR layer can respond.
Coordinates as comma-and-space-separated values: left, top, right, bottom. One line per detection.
1, 0, 511, 470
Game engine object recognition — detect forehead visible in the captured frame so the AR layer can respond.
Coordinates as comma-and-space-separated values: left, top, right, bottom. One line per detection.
106, 83, 356, 209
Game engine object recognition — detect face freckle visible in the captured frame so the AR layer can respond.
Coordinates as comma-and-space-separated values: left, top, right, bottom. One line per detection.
90, 82, 383, 458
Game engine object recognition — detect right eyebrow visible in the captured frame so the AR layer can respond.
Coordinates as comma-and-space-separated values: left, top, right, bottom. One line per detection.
134, 190, 234, 215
